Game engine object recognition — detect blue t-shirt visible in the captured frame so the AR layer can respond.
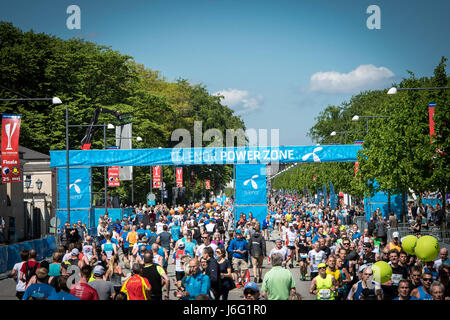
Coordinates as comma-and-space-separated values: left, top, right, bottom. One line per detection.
171, 225, 181, 242
121, 231, 129, 248
183, 273, 211, 300
393, 296, 418, 300
184, 241, 197, 258
23, 283, 56, 300
48, 291, 80, 300
137, 228, 147, 236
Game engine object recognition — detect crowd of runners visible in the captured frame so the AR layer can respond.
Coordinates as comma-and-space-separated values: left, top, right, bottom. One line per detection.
9, 193, 450, 300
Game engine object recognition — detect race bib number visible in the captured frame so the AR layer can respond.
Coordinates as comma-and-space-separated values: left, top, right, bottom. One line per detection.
391, 273, 403, 285
319, 289, 331, 299
300, 253, 308, 259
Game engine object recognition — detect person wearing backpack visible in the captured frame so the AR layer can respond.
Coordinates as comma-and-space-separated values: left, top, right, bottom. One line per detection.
20, 249, 40, 285
248, 225, 266, 283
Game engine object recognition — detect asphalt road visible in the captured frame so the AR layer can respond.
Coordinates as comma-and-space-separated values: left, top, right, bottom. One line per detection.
0, 229, 316, 300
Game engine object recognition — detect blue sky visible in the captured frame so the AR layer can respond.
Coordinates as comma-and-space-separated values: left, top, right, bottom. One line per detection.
1, 0, 449, 146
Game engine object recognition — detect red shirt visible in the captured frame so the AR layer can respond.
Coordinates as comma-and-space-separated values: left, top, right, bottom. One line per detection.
70, 282, 99, 300
121, 275, 151, 300
20, 260, 40, 274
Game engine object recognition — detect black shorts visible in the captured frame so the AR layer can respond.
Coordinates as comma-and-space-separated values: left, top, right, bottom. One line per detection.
176, 271, 185, 281
122, 247, 129, 256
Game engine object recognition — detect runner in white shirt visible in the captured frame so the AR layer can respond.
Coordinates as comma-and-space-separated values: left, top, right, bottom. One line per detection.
10, 250, 28, 300
269, 239, 290, 267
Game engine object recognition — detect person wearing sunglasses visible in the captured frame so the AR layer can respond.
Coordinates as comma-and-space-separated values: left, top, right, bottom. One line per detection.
410, 272, 434, 300
348, 265, 383, 300
243, 281, 262, 300
309, 263, 337, 300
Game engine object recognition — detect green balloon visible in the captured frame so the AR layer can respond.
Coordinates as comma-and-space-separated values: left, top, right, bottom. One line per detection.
372, 261, 392, 284
402, 235, 418, 255
414, 235, 440, 262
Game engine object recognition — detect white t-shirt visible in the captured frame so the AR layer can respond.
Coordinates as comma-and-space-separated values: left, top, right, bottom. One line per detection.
205, 223, 215, 233
156, 222, 165, 235
13, 261, 26, 292
308, 249, 327, 273
195, 243, 218, 258
269, 246, 289, 261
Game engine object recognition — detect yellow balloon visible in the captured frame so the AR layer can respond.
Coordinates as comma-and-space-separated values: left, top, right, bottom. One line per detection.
372, 261, 392, 284
414, 235, 440, 262
401, 235, 418, 255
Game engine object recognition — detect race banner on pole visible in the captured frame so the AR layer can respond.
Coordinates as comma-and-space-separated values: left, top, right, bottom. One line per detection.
235, 164, 267, 223
108, 166, 120, 187
176, 167, 183, 187
58, 168, 91, 209
50, 145, 364, 168
235, 164, 267, 205
1, 114, 22, 183
353, 140, 364, 175
153, 165, 161, 189
323, 183, 328, 206
205, 179, 210, 190
428, 102, 436, 143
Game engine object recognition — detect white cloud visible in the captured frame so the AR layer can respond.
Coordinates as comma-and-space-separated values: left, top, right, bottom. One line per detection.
213, 89, 263, 115
307, 64, 395, 94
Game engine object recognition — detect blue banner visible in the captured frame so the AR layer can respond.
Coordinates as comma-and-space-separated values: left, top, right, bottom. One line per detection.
235, 164, 267, 205
316, 186, 320, 205
235, 206, 268, 225
58, 168, 91, 209
323, 183, 327, 206
50, 145, 363, 168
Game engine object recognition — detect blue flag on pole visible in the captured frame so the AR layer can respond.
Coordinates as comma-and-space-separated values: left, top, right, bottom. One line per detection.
330, 182, 335, 210
323, 183, 327, 206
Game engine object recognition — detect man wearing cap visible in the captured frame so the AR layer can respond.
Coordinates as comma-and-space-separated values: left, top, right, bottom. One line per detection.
386, 231, 402, 252
22, 268, 56, 300
89, 265, 115, 300
227, 229, 248, 286
309, 262, 337, 300
243, 281, 262, 300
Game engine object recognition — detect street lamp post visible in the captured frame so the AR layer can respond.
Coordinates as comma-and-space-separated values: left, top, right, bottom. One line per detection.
330, 130, 364, 143
352, 115, 389, 134
387, 86, 450, 95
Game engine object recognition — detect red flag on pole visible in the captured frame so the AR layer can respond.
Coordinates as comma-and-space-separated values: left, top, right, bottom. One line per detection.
428, 102, 436, 143
108, 166, 120, 187
1, 114, 22, 183
176, 167, 183, 187
153, 165, 162, 189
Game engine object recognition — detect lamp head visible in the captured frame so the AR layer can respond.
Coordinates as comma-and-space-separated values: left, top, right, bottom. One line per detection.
352, 115, 359, 121
330, 131, 336, 136
52, 97, 62, 105
387, 87, 398, 95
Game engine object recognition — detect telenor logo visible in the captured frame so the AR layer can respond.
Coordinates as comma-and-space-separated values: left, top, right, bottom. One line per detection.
69, 179, 82, 194
302, 147, 323, 162
244, 175, 259, 190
